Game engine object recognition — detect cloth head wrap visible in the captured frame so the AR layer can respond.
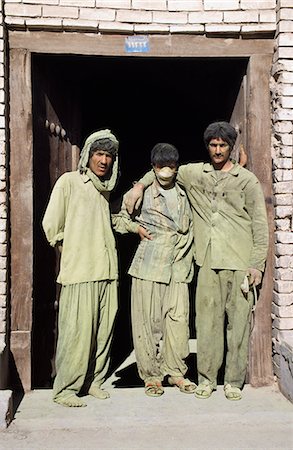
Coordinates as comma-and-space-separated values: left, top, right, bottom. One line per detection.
78, 129, 119, 172
78, 129, 119, 193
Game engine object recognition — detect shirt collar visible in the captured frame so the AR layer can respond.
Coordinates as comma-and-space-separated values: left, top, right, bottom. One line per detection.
151, 180, 185, 198
203, 160, 240, 176
80, 171, 91, 183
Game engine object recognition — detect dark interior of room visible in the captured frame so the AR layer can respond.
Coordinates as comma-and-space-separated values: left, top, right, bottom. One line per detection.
32, 54, 248, 388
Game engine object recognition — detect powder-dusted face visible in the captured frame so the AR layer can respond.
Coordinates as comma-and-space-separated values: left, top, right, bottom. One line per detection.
88, 149, 113, 178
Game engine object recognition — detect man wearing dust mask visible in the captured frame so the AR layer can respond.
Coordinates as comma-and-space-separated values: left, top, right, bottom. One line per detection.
117, 143, 196, 396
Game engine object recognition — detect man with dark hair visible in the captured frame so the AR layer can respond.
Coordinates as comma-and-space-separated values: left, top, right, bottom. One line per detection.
119, 143, 195, 397
42, 129, 147, 407
203, 120, 238, 150
125, 122, 268, 401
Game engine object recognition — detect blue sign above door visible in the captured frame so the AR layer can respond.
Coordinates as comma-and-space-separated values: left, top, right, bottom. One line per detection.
125, 36, 150, 53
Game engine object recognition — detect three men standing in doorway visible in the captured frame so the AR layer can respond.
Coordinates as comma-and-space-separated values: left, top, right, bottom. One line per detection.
126, 121, 269, 401
43, 121, 268, 405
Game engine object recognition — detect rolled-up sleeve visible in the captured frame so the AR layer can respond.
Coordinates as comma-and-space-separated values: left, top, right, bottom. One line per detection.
112, 198, 140, 234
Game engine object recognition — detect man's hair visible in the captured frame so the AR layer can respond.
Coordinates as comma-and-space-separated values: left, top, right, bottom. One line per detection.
203, 121, 237, 150
89, 138, 118, 158
151, 143, 179, 166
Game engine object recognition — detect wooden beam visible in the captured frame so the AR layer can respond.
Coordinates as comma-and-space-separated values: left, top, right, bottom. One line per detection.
246, 54, 274, 386
9, 49, 33, 392
9, 31, 274, 57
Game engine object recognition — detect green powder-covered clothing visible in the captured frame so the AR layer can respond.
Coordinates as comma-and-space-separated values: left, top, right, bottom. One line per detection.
196, 246, 253, 388
42, 170, 138, 285
42, 129, 137, 403
124, 182, 194, 383
53, 280, 118, 401
127, 182, 194, 284
139, 161, 268, 388
131, 278, 190, 382
139, 162, 268, 272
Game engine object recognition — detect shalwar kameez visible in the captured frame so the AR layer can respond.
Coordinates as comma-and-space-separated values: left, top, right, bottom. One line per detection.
123, 180, 194, 390
42, 130, 137, 406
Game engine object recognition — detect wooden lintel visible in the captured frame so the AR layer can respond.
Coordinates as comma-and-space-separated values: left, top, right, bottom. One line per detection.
9, 31, 274, 58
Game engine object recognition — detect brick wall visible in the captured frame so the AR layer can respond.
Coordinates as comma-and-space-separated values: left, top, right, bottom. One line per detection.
271, 0, 293, 401
3, 0, 276, 35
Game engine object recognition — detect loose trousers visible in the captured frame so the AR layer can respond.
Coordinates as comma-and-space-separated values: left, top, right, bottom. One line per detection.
196, 247, 253, 388
131, 278, 190, 382
53, 280, 117, 402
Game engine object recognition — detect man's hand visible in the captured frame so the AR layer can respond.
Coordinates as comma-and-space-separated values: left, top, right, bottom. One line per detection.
247, 268, 262, 286
138, 226, 152, 241
124, 183, 144, 214
239, 144, 248, 167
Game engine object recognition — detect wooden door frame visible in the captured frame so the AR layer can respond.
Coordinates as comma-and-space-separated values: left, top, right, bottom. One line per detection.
10, 48, 33, 392
9, 32, 274, 391
246, 54, 275, 386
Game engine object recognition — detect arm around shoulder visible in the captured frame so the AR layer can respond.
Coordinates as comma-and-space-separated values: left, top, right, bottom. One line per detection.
124, 170, 154, 214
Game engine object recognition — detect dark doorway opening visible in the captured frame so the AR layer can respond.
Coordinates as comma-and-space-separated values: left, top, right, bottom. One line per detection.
32, 54, 248, 388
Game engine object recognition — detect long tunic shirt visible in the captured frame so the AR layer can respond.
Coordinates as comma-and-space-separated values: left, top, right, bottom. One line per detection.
42, 171, 137, 285
127, 181, 194, 284
139, 162, 268, 272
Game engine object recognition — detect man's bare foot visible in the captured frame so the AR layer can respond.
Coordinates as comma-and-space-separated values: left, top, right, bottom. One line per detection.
88, 385, 110, 400
54, 394, 86, 407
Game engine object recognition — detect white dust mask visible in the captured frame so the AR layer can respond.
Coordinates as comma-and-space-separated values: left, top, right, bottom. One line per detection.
155, 166, 177, 186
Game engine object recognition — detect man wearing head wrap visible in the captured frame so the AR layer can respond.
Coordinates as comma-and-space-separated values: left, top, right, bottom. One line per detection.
42, 129, 146, 407
124, 122, 269, 402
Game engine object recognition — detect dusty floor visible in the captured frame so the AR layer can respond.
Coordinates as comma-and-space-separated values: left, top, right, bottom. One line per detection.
1, 349, 293, 450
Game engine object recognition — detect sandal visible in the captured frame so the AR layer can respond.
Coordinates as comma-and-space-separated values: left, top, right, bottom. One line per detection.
144, 380, 164, 397
224, 384, 242, 401
168, 376, 196, 394
194, 381, 215, 399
